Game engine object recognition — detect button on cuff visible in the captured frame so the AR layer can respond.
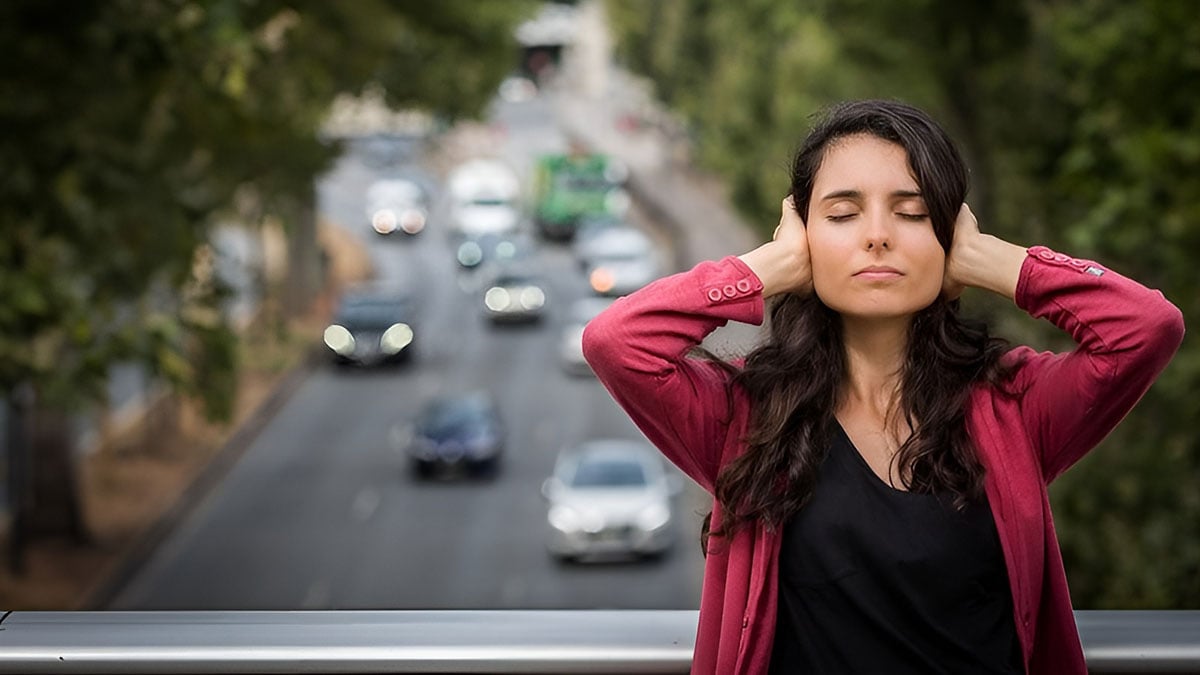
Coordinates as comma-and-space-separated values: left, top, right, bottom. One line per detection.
706, 288, 724, 303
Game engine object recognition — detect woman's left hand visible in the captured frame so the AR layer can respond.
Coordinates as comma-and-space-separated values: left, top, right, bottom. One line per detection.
942, 203, 979, 300
943, 202, 1027, 302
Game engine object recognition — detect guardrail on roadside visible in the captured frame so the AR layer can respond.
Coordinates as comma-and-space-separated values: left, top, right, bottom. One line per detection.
1, 609, 1198, 674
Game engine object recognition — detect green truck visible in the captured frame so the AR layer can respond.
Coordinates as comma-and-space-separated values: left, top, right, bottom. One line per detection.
532, 151, 629, 241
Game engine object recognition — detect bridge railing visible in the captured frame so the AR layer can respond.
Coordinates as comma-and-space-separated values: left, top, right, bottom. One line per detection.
1, 609, 1197, 674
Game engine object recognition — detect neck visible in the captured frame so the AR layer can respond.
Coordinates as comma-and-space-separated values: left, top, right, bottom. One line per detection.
839, 314, 910, 415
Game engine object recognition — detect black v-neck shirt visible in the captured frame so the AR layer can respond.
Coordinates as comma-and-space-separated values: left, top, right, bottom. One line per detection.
768, 423, 1023, 674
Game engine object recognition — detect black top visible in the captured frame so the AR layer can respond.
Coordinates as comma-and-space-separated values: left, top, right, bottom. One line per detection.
769, 423, 1023, 674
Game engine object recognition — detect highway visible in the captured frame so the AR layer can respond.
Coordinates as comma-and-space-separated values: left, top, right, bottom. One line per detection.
107, 92, 710, 611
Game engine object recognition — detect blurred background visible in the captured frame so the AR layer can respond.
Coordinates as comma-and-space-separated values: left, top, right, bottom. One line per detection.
0, 0, 1195, 613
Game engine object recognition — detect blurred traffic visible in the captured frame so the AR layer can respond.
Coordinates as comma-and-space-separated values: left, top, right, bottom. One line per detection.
110, 29, 705, 611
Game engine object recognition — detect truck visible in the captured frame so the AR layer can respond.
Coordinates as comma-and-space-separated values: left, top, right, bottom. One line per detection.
531, 151, 629, 241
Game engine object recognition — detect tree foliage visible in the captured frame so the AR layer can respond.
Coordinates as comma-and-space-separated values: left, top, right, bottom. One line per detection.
0, 0, 533, 415
608, 0, 1198, 608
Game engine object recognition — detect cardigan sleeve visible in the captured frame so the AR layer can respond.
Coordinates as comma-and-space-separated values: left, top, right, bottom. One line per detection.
1010, 246, 1185, 482
582, 256, 765, 492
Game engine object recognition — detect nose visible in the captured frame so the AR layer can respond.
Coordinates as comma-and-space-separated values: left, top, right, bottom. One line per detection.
864, 211, 891, 251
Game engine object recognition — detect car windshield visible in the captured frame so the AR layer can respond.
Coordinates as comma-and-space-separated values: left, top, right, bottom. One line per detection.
569, 457, 647, 488
493, 274, 539, 287
336, 299, 407, 326
422, 399, 490, 436
470, 197, 510, 207
554, 174, 614, 192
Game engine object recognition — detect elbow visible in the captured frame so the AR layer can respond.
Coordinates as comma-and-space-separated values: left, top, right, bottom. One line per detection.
1130, 297, 1186, 373
1160, 301, 1186, 355
581, 313, 618, 374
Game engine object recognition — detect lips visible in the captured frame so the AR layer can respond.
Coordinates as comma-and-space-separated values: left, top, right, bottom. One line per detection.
854, 266, 903, 279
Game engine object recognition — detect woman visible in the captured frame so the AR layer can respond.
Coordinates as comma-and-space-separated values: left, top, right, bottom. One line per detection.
582, 100, 1184, 674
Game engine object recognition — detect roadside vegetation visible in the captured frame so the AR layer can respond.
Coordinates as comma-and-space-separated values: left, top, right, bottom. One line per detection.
606, 0, 1199, 608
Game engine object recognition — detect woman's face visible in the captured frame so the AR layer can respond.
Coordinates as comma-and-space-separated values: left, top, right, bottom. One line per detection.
804, 134, 945, 320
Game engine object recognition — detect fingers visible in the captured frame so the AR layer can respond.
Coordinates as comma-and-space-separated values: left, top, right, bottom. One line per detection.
774, 196, 804, 240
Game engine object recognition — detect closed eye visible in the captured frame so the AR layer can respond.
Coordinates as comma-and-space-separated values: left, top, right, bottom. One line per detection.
827, 214, 857, 222
897, 213, 929, 221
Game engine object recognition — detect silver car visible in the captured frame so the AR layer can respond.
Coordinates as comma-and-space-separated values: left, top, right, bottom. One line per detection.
482, 266, 548, 324
573, 226, 664, 296
541, 440, 681, 563
365, 178, 428, 236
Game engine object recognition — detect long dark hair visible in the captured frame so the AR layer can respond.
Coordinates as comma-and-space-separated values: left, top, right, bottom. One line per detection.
703, 100, 1015, 552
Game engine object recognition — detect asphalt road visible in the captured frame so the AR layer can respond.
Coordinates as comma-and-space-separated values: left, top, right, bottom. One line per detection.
107, 93, 708, 611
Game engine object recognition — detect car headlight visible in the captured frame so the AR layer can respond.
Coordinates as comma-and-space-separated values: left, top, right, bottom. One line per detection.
548, 505, 581, 532
636, 503, 671, 531
372, 209, 398, 234
484, 287, 512, 311
457, 241, 483, 267
409, 437, 435, 460
399, 209, 426, 234
323, 324, 355, 355
380, 323, 414, 354
519, 286, 545, 310
495, 241, 517, 260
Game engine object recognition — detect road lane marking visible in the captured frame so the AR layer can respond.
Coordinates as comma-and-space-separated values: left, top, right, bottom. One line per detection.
352, 487, 381, 522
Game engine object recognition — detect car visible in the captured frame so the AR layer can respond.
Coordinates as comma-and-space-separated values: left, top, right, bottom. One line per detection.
532, 151, 630, 241
541, 439, 680, 563
323, 285, 416, 366
481, 265, 548, 324
366, 178, 429, 236
455, 231, 536, 270
498, 75, 538, 103
573, 226, 664, 296
559, 297, 616, 375
404, 391, 504, 479
447, 158, 522, 238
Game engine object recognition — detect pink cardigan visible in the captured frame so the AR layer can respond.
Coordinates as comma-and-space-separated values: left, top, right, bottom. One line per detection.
583, 247, 1184, 674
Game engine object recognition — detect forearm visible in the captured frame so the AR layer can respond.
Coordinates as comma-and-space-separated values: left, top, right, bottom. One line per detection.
738, 242, 809, 299
952, 234, 1027, 300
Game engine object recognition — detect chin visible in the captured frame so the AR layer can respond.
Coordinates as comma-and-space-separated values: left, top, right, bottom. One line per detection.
818, 292, 940, 321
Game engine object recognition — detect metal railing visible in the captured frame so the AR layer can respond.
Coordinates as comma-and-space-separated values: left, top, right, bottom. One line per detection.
1, 610, 1197, 674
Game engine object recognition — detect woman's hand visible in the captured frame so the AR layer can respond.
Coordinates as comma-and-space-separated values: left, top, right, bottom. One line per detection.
738, 196, 812, 298
943, 202, 1027, 301
941, 203, 979, 300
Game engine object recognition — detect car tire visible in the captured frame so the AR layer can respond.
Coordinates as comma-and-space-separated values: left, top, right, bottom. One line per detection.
411, 461, 434, 480
553, 553, 579, 566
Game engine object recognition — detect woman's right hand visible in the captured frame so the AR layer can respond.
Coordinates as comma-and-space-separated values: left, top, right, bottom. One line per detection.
740, 196, 812, 298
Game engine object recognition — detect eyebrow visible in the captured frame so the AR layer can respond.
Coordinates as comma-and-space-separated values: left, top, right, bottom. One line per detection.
818, 189, 924, 202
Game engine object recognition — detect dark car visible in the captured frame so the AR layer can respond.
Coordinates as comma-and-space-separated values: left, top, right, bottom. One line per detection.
323, 285, 416, 366
406, 392, 504, 479
455, 231, 535, 270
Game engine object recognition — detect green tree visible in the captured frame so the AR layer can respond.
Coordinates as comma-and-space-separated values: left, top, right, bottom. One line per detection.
608, 0, 1198, 607
0, 0, 532, 558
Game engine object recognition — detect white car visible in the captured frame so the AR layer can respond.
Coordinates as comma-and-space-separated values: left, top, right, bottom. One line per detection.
447, 159, 522, 238
366, 179, 428, 236
541, 440, 681, 563
559, 297, 615, 375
